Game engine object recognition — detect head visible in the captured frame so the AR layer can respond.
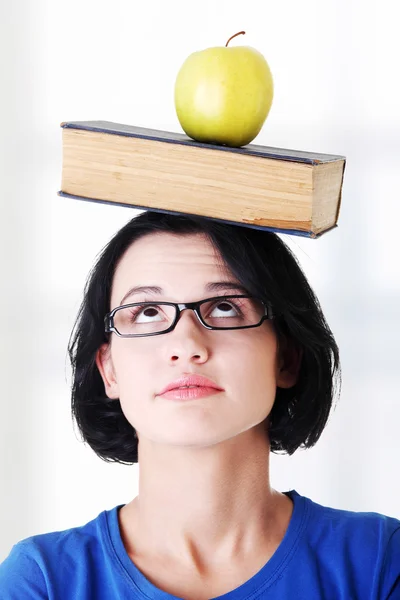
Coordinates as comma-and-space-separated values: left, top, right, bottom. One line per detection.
68, 211, 341, 463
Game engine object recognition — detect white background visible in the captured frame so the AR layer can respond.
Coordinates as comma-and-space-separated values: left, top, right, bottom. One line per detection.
1, 0, 399, 560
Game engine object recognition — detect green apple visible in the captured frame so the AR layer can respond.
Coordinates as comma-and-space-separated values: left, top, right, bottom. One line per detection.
174, 31, 274, 148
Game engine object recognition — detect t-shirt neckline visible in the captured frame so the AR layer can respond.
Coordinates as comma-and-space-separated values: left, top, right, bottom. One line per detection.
103, 489, 309, 600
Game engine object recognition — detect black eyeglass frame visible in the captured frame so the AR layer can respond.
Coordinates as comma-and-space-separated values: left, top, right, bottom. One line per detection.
104, 295, 275, 338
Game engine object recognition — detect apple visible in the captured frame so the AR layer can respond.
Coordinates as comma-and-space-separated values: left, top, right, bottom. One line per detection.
174, 31, 274, 148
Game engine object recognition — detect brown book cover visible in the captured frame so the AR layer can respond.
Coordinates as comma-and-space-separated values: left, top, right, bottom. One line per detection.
59, 120, 346, 239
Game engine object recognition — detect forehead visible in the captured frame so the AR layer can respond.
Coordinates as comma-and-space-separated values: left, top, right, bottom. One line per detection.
117, 231, 226, 269
111, 232, 235, 302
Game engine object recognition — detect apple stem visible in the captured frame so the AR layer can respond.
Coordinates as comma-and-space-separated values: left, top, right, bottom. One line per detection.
225, 31, 246, 47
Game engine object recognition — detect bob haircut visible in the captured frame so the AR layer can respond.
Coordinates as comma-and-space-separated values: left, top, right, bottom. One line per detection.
68, 210, 341, 463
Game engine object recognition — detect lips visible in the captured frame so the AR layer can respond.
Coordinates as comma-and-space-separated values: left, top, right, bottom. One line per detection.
159, 374, 224, 395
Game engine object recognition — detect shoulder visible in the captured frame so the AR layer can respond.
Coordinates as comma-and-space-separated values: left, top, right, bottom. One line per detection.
297, 491, 400, 597
305, 493, 400, 543
0, 540, 47, 597
0, 505, 119, 598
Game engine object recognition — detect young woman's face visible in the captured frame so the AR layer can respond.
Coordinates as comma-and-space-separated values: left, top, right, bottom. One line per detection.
96, 232, 297, 448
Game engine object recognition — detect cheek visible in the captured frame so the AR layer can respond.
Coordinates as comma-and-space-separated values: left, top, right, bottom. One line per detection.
234, 354, 277, 393
112, 347, 154, 428
229, 334, 278, 392
111, 342, 153, 394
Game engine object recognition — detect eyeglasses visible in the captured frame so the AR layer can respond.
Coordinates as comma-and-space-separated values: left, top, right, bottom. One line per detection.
104, 295, 274, 338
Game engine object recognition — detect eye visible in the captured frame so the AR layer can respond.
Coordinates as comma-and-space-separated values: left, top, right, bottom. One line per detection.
208, 299, 243, 318
131, 304, 164, 323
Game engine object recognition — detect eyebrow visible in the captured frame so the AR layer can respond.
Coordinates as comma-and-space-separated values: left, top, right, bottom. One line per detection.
120, 282, 250, 306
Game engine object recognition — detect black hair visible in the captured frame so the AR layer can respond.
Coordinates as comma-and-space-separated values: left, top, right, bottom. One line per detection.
68, 210, 341, 463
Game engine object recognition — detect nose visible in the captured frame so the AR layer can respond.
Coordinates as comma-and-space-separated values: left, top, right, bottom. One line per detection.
166, 306, 210, 363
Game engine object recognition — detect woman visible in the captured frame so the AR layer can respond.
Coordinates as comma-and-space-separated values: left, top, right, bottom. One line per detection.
1, 211, 399, 599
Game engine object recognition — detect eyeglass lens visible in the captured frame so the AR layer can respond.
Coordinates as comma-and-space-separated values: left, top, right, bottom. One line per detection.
112, 297, 265, 335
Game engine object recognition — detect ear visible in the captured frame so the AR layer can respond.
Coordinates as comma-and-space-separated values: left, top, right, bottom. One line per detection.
276, 336, 303, 389
95, 343, 120, 399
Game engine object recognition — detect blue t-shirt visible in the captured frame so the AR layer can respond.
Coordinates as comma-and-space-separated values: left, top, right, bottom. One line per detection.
1, 489, 399, 599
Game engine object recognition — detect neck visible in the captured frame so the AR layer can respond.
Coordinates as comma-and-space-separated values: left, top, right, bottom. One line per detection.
119, 423, 292, 569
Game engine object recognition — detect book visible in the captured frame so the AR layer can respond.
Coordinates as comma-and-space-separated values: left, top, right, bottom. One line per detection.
59, 120, 346, 239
